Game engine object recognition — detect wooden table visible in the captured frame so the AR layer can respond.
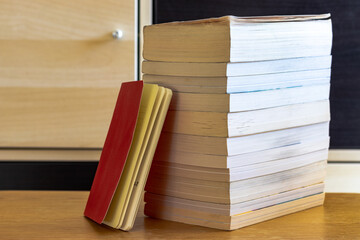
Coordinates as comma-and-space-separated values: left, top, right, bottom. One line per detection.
0, 191, 359, 239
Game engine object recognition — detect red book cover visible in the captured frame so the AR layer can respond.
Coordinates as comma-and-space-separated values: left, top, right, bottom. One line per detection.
84, 81, 143, 223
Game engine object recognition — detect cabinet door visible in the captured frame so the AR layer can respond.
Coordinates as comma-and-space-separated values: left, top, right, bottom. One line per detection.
0, 0, 136, 148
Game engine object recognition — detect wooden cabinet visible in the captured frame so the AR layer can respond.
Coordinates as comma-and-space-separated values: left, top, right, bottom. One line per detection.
0, 0, 137, 154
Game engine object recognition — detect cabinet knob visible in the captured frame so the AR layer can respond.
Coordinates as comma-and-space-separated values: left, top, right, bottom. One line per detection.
112, 30, 123, 40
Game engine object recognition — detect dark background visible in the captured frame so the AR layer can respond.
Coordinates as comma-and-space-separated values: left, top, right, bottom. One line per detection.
1, 0, 359, 190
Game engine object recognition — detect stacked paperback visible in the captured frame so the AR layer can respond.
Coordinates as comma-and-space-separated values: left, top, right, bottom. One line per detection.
143, 14, 332, 230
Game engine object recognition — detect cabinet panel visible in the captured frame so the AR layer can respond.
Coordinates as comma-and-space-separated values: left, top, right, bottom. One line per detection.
0, 0, 134, 40
0, 87, 118, 148
0, 40, 134, 87
0, 149, 100, 161
0, 0, 136, 148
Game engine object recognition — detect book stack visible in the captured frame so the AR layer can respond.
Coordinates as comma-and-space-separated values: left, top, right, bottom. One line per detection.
142, 14, 332, 230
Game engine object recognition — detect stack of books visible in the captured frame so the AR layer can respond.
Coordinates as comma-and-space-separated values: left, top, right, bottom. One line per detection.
143, 14, 332, 230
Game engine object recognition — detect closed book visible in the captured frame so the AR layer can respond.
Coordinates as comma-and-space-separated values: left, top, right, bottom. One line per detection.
146, 161, 326, 204
84, 81, 172, 231
145, 192, 325, 230
143, 15, 332, 62
164, 101, 330, 137
154, 137, 329, 168
145, 183, 324, 216
170, 84, 329, 112
157, 122, 329, 156
150, 150, 328, 182
142, 56, 331, 77
143, 69, 330, 94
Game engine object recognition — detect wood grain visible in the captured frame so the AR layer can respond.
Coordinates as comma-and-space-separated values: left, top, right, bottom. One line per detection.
0, 40, 134, 87
0, 0, 135, 85
0, 0, 134, 40
0, 0, 135, 148
0, 149, 101, 161
0, 87, 118, 148
0, 191, 359, 239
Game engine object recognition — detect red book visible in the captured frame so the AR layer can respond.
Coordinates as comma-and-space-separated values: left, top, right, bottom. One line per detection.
84, 81, 143, 223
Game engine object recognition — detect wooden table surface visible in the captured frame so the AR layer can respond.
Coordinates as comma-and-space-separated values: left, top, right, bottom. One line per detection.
0, 191, 359, 240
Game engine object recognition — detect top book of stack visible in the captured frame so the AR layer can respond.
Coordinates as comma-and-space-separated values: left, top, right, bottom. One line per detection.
143, 14, 332, 63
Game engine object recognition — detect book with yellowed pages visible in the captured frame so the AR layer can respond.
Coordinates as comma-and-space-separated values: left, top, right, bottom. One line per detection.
163, 100, 330, 137
143, 14, 332, 63
142, 56, 331, 78
149, 150, 328, 182
146, 161, 327, 204
84, 81, 172, 231
156, 122, 329, 156
145, 183, 325, 216
143, 68, 331, 94
153, 136, 329, 168
145, 192, 325, 230
169, 84, 329, 112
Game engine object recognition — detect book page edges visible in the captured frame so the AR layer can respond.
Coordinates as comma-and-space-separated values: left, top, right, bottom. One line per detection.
144, 14, 331, 29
